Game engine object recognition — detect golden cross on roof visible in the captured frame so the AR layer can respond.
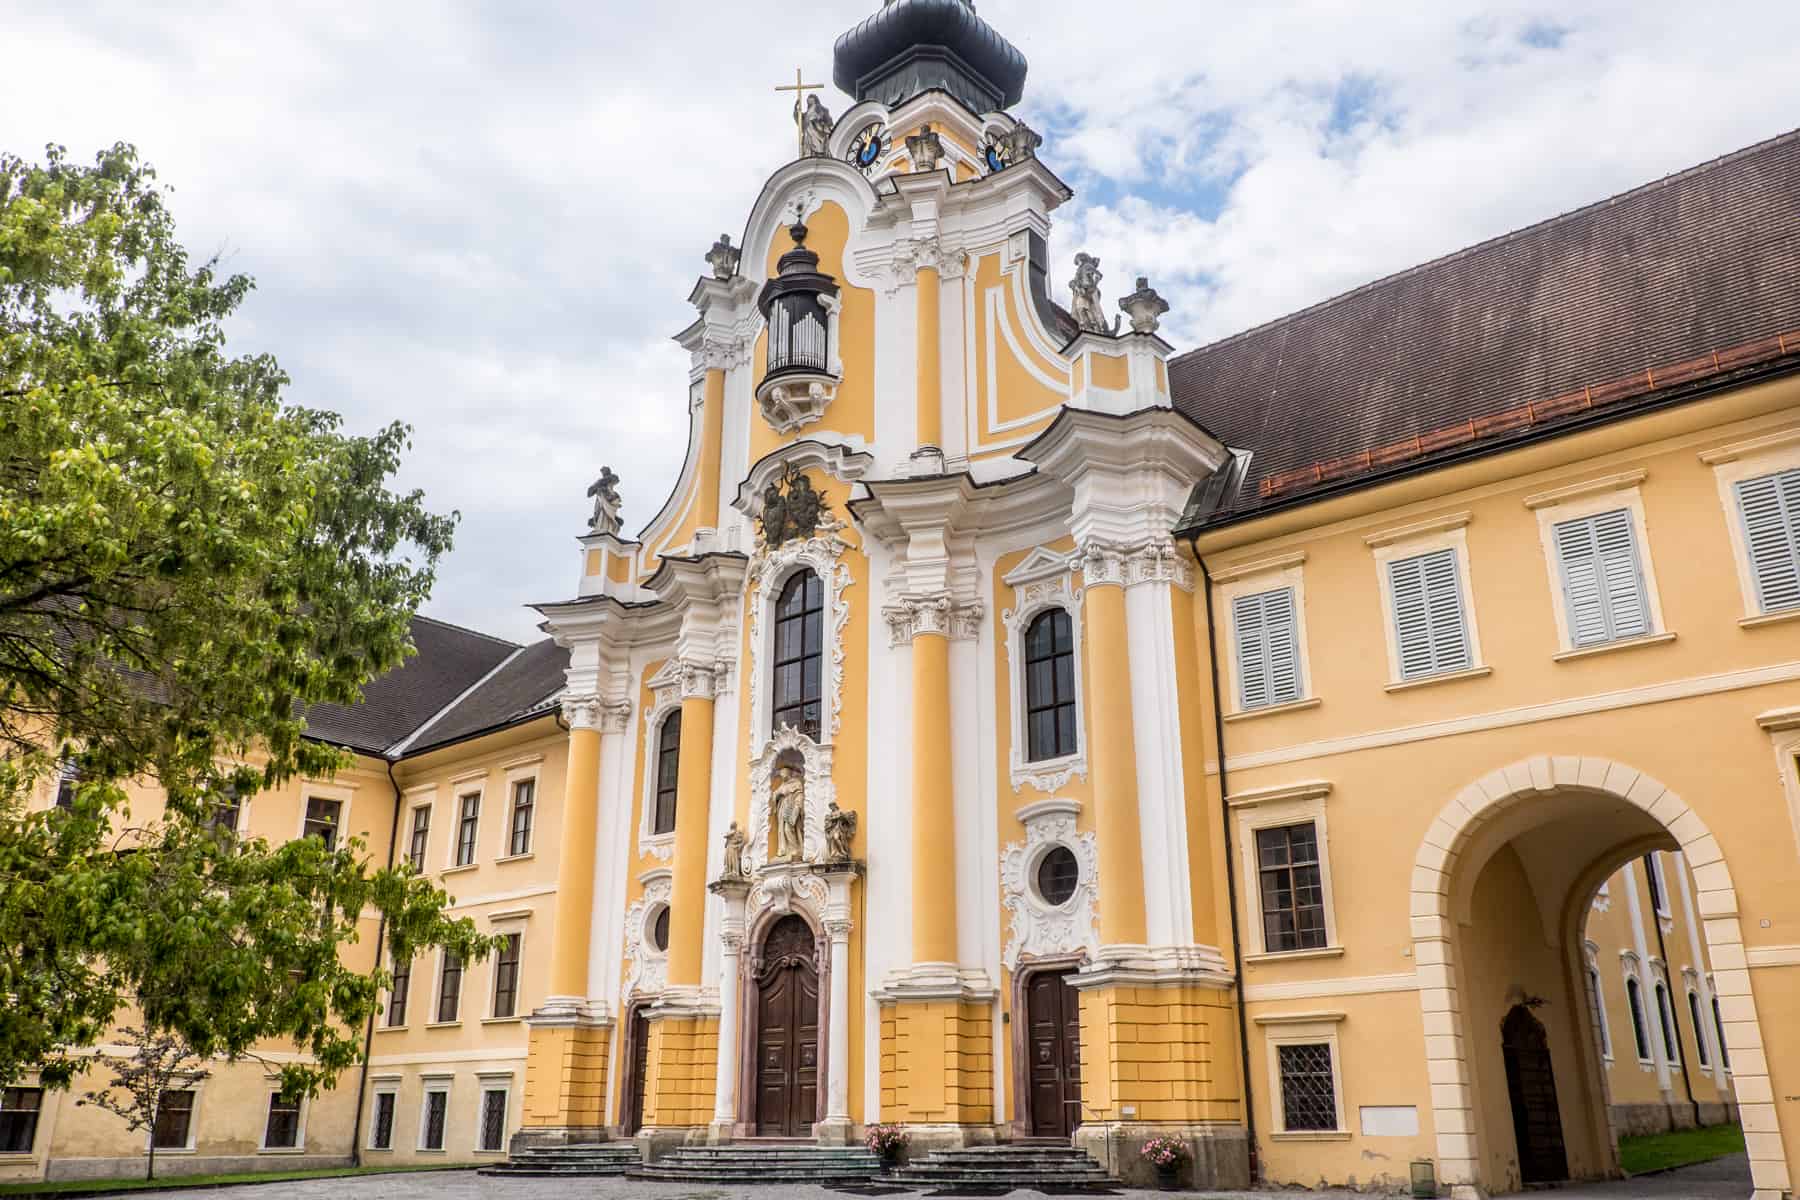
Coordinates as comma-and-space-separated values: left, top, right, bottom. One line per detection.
774, 66, 824, 157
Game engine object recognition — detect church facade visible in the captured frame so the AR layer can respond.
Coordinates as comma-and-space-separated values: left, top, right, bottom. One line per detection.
9, 2, 1800, 1195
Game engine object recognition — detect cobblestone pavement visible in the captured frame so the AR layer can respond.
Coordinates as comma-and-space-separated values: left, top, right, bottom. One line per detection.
134, 1152, 1754, 1200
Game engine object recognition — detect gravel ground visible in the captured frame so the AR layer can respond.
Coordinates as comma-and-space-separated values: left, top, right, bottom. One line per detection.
128, 1151, 1754, 1200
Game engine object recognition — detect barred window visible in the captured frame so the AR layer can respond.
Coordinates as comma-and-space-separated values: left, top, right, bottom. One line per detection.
508, 779, 535, 857
152, 1089, 196, 1149
437, 952, 463, 1023
771, 570, 824, 739
479, 1088, 508, 1152
455, 792, 480, 866
1256, 823, 1327, 952
369, 1092, 396, 1150
1022, 609, 1077, 761
407, 806, 431, 871
491, 934, 521, 1019
0, 1088, 44, 1154
387, 956, 411, 1027
653, 712, 681, 836
1277, 1042, 1339, 1132
263, 1092, 301, 1149
421, 1090, 447, 1151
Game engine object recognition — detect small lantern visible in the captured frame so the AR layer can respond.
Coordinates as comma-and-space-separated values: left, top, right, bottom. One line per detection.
1410, 1159, 1437, 1198
758, 221, 839, 380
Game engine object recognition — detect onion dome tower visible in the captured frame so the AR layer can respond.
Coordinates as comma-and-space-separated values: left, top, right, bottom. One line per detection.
832, 0, 1029, 114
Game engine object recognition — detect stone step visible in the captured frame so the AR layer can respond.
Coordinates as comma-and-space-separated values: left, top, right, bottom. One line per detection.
888, 1144, 1117, 1194
481, 1143, 641, 1177
627, 1144, 883, 1185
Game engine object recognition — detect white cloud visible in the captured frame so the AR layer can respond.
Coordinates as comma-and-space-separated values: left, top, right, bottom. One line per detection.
4, 0, 1795, 639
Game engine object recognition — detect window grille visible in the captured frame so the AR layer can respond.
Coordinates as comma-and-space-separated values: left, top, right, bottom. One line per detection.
1735, 467, 1800, 613
479, 1089, 508, 1152
1022, 609, 1077, 760
771, 571, 824, 739
421, 1091, 447, 1151
508, 780, 534, 856
370, 1092, 395, 1150
1553, 508, 1650, 644
653, 713, 681, 835
1256, 823, 1327, 952
1232, 586, 1302, 709
1277, 1042, 1338, 1131
1387, 547, 1471, 678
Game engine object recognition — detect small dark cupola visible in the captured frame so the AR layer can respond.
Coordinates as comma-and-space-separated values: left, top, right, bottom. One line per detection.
832, 0, 1028, 115
754, 222, 842, 435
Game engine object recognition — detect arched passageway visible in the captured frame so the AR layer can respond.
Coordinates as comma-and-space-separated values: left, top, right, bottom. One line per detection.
1410, 756, 1785, 1199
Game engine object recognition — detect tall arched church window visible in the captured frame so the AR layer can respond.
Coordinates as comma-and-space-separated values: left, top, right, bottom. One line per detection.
653, 712, 681, 835
1626, 978, 1651, 1061
1654, 982, 1678, 1062
1023, 609, 1076, 762
772, 570, 824, 740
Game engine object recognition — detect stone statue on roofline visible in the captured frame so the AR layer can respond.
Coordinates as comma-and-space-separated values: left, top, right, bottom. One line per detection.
706, 233, 741, 281
799, 94, 834, 158
1070, 253, 1120, 335
1119, 276, 1170, 335
587, 466, 622, 534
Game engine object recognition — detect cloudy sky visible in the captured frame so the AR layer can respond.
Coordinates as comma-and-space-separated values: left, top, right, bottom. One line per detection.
6, 1, 1796, 643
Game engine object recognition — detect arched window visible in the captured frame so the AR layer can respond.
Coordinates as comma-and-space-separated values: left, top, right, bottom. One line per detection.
1586, 966, 1612, 1059
1654, 982, 1678, 1063
1023, 609, 1076, 762
772, 570, 824, 739
652, 712, 681, 835
1687, 991, 1710, 1067
1711, 996, 1730, 1070
1626, 978, 1651, 1061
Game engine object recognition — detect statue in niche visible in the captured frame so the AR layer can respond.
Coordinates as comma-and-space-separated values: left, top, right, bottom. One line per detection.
722, 820, 747, 879
1070, 253, 1119, 335
771, 762, 807, 861
799, 94, 834, 158
824, 799, 857, 863
586, 466, 622, 534
758, 463, 828, 548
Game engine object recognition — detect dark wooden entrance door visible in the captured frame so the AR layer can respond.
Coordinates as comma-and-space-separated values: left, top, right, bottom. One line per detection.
754, 915, 819, 1136
1026, 968, 1082, 1138
1502, 1004, 1568, 1184
622, 1007, 649, 1135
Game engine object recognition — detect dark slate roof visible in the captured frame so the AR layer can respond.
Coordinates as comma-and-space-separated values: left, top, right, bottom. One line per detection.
1172, 128, 1800, 523
405, 636, 569, 755
302, 616, 519, 754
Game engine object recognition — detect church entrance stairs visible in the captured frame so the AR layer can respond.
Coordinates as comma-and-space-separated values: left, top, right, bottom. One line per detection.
888, 1144, 1118, 1193
625, 1141, 883, 1185
479, 1143, 640, 1177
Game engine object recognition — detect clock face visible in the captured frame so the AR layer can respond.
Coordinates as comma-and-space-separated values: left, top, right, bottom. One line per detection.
983, 132, 1011, 174
846, 122, 887, 174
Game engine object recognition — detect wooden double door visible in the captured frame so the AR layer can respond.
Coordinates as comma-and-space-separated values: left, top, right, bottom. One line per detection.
754, 914, 819, 1136
1502, 1004, 1568, 1184
1026, 968, 1083, 1138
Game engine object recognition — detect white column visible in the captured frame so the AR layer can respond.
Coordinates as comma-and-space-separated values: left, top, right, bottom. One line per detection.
826, 916, 852, 1124
711, 882, 748, 1138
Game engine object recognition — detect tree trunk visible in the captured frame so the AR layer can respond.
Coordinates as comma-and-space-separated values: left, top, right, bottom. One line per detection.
147, 1139, 156, 1181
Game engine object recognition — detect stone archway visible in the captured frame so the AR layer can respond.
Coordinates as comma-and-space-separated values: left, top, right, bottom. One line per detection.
1411, 755, 1785, 1200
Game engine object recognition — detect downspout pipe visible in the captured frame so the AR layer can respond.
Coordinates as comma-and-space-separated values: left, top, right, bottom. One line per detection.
1646, 855, 1703, 1130
1189, 536, 1260, 1184
350, 756, 406, 1167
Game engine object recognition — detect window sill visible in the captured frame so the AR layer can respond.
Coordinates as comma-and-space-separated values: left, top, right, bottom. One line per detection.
148, 1147, 197, 1156
474, 1148, 508, 1156
1224, 696, 1322, 723
259, 1147, 307, 1155
1270, 1131, 1350, 1142
1553, 632, 1677, 661
1740, 607, 1800, 629
482, 1016, 523, 1026
375, 1024, 408, 1034
494, 852, 534, 865
441, 863, 479, 877
426, 1020, 462, 1030
416, 1147, 448, 1155
1384, 665, 1492, 693
0, 1154, 37, 1164
1243, 946, 1345, 965
366, 1146, 394, 1153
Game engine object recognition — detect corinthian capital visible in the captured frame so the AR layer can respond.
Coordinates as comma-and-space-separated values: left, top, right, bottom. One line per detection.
562, 693, 604, 730
1077, 540, 1129, 589
1125, 536, 1194, 590
883, 594, 981, 645
678, 660, 717, 701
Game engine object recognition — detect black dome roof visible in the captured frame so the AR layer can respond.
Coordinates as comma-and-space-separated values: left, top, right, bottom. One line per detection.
832, 0, 1028, 115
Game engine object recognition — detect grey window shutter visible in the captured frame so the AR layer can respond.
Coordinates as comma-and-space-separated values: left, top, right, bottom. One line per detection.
1553, 508, 1650, 645
1735, 469, 1800, 613
1388, 548, 1471, 679
1232, 586, 1302, 709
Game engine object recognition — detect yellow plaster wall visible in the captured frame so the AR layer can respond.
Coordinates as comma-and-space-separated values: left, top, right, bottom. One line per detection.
523, 1023, 609, 1129
879, 1001, 994, 1124
641, 1016, 718, 1129
1076, 984, 1240, 1124
966, 249, 1069, 458
1086, 351, 1129, 391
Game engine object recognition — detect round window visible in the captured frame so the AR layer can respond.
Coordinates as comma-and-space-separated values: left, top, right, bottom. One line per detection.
1036, 845, 1080, 907
650, 906, 671, 953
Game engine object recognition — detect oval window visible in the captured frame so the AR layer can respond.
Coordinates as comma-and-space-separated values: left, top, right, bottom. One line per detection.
1036, 845, 1080, 907
651, 906, 671, 953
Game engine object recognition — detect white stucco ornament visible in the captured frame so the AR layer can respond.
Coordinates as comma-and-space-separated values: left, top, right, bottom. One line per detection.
1001, 799, 1100, 969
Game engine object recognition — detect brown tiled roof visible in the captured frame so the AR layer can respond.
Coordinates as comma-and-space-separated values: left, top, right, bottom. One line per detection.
406, 636, 568, 755
1171, 128, 1800, 523
302, 616, 518, 754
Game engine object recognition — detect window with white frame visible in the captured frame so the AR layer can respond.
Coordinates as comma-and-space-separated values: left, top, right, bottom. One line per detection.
1232, 587, 1303, 710
368, 1088, 397, 1151
1551, 508, 1652, 645
1645, 853, 1669, 917
1259, 1014, 1346, 1136
262, 1091, 302, 1150
1022, 609, 1078, 761
302, 797, 341, 849
478, 1086, 509, 1152
436, 952, 463, 1023
1585, 961, 1612, 1060
386, 953, 411, 1027
0, 1087, 44, 1153
1687, 989, 1710, 1068
1625, 976, 1652, 1062
209, 782, 242, 836
1654, 980, 1679, 1067
406, 805, 431, 872
1232, 782, 1338, 957
53, 758, 80, 810
490, 933, 522, 1019
506, 778, 535, 857
1733, 466, 1800, 614
652, 713, 681, 836
419, 1084, 449, 1152
1387, 547, 1472, 679
454, 792, 481, 867
151, 1088, 197, 1150
1711, 993, 1731, 1071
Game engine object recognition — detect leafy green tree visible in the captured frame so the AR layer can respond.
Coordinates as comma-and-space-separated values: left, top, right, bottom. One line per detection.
79, 1025, 211, 1181
0, 143, 500, 1095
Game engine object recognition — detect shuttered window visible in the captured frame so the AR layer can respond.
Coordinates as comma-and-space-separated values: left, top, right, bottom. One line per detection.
1553, 508, 1651, 644
1387, 548, 1471, 679
1734, 468, 1800, 613
1231, 587, 1302, 709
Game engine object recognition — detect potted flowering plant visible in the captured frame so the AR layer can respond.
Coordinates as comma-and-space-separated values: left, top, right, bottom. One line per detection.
865, 1122, 910, 1168
1141, 1135, 1189, 1191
